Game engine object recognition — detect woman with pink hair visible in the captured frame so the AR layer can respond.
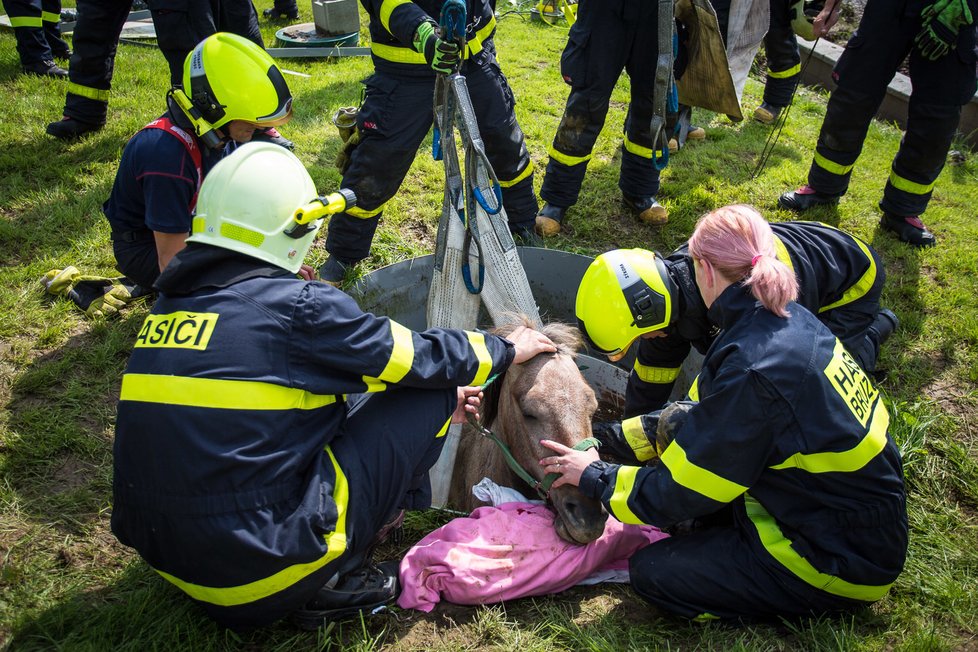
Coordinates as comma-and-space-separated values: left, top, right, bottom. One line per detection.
542, 204, 908, 620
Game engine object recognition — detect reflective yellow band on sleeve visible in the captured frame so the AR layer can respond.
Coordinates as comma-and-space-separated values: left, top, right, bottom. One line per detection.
772, 235, 794, 272
633, 360, 681, 385
10, 16, 43, 27
622, 416, 657, 462
888, 168, 935, 195
818, 237, 877, 312
156, 447, 349, 606
687, 375, 700, 401
120, 374, 340, 410
378, 320, 415, 383
813, 151, 854, 177
548, 144, 591, 167
347, 204, 384, 219
41, 10, 60, 22
68, 82, 111, 102
379, 0, 414, 35
660, 440, 747, 504
371, 42, 427, 64
771, 400, 889, 473
745, 495, 893, 602
466, 15, 495, 57
466, 331, 493, 386
608, 465, 646, 525
435, 417, 452, 438
769, 63, 801, 78
498, 161, 534, 188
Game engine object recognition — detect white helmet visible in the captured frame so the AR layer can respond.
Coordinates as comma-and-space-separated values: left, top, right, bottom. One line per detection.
186, 142, 319, 273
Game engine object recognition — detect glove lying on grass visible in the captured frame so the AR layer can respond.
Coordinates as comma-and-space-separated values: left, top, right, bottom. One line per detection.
915, 0, 973, 60
41, 267, 152, 319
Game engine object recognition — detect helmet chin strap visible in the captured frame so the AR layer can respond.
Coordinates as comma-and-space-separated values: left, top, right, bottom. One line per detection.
168, 88, 225, 149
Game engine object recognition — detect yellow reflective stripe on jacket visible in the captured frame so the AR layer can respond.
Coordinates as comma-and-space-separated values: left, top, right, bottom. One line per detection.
379, 0, 414, 35
548, 144, 591, 167
10, 16, 43, 27
68, 82, 111, 102
121, 373, 340, 410
372, 42, 427, 64
498, 161, 534, 188
41, 10, 60, 22
466, 331, 493, 386
633, 359, 681, 385
347, 203, 385, 219
155, 447, 350, 606
771, 399, 889, 473
622, 416, 656, 462
814, 151, 854, 176
435, 417, 452, 438
769, 63, 801, 78
660, 440, 748, 503
818, 236, 877, 312
889, 168, 935, 195
608, 465, 645, 524
745, 495, 893, 601
771, 235, 794, 271
687, 375, 700, 401
362, 320, 416, 390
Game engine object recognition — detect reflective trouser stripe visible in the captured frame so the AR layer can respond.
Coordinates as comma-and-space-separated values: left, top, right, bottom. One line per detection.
623, 135, 665, 159
633, 360, 681, 385
498, 161, 534, 188
121, 373, 340, 410
68, 82, 111, 103
155, 447, 350, 606
41, 10, 59, 22
813, 151, 854, 176
622, 416, 656, 462
818, 237, 877, 312
347, 204, 384, 219
745, 495, 893, 601
608, 465, 645, 524
769, 63, 801, 78
10, 16, 43, 27
548, 144, 591, 167
770, 399, 889, 473
660, 440, 748, 503
888, 168, 935, 195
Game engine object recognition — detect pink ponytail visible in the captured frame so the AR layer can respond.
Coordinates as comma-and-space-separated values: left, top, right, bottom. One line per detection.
687, 205, 798, 317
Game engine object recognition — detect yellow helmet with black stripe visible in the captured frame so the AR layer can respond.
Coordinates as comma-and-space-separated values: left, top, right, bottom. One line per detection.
575, 249, 678, 357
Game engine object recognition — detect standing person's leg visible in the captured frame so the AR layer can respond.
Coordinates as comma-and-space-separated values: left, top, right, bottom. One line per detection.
149, 0, 217, 85
755, 0, 800, 123
878, 21, 977, 247
216, 0, 264, 48
321, 73, 435, 283
466, 44, 539, 241
9, 0, 66, 76
47, 0, 131, 138
40, 0, 69, 58
778, 0, 911, 212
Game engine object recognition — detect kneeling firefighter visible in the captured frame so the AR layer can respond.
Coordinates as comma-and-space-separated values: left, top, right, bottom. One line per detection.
110, 142, 557, 630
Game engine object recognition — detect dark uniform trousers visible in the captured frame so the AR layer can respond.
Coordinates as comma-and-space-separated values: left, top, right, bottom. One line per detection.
762, 0, 801, 108
540, 0, 665, 208
808, 0, 978, 217
148, 0, 263, 85
62, 0, 131, 126
6, 0, 68, 64
325, 46, 537, 264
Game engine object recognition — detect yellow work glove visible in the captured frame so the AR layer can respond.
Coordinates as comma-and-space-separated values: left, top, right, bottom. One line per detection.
41, 266, 82, 296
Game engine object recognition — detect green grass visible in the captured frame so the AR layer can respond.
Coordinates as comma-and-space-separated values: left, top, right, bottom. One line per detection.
2, 2, 978, 650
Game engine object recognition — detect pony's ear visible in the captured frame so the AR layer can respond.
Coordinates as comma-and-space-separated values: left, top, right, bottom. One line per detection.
480, 373, 503, 427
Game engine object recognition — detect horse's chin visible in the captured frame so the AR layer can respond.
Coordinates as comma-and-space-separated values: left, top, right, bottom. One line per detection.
554, 515, 604, 545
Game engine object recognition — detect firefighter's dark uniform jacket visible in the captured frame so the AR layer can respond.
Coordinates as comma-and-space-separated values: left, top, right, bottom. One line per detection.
539, 0, 668, 209
580, 284, 908, 619
626, 221, 886, 417
806, 0, 978, 217
111, 244, 516, 628
324, 0, 537, 264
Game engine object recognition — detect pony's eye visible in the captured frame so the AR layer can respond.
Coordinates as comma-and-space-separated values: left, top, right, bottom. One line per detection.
521, 411, 537, 421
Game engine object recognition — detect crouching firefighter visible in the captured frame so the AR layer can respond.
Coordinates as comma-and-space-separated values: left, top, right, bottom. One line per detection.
102, 32, 293, 294
110, 142, 557, 630
541, 205, 908, 620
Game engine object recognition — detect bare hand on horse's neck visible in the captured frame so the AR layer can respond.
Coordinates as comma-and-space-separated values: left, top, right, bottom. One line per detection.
508, 326, 557, 364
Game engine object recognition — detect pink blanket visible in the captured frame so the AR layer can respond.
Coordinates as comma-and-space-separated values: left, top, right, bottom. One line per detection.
398, 502, 668, 611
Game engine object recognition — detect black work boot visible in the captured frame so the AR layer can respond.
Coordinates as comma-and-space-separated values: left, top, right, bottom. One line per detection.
622, 194, 668, 225
263, 5, 300, 19
291, 560, 399, 630
319, 256, 353, 287
23, 60, 68, 78
512, 221, 543, 247
880, 212, 936, 247
753, 102, 783, 125
534, 202, 568, 237
46, 116, 104, 140
778, 185, 840, 212
870, 308, 899, 347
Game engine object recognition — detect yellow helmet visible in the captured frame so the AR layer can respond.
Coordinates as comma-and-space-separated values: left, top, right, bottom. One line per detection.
789, 0, 825, 41
575, 249, 678, 356
181, 32, 292, 132
186, 142, 319, 273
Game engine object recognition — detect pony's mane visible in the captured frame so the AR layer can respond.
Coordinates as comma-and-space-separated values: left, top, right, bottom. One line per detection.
478, 315, 584, 426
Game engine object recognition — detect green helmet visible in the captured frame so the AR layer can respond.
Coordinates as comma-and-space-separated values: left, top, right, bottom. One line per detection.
789, 0, 825, 40
575, 249, 679, 356
182, 32, 292, 132
186, 142, 320, 273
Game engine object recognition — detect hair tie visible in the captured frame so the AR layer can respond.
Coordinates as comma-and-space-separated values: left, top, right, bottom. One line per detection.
751, 254, 762, 267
